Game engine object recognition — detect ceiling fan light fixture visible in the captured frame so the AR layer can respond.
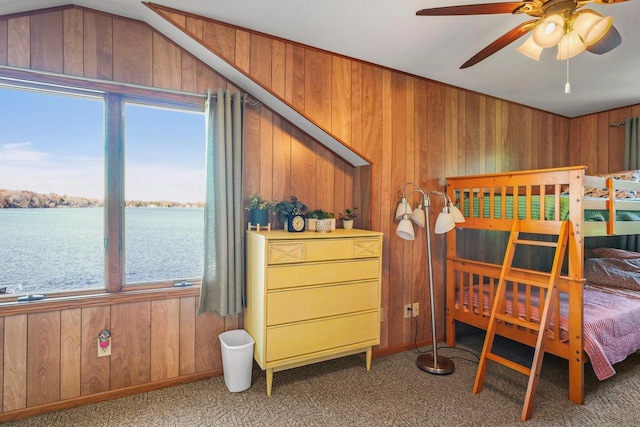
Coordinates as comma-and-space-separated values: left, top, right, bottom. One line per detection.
532, 14, 565, 48
573, 10, 613, 46
556, 31, 587, 60
517, 35, 543, 60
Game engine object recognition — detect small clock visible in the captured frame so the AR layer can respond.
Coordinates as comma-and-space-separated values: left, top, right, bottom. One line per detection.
287, 207, 306, 232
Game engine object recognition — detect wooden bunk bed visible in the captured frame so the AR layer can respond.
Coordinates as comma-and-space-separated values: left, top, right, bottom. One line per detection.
444, 165, 640, 406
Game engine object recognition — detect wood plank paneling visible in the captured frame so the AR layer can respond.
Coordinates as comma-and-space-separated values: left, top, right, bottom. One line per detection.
60, 308, 82, 400
153, 32, 181, 90
110, 302, 151, 389
30, 11, 63, 73
3, 314, 27, 411
202, 21, 235, 63
7, 16, 30, 68
27, 311, 61, 407
0, 19, 7, 65
179, 296, 197, 376
80, 306, 110, 396
83, 11, 112, 80
194, 310, 224, 373
304, 49, 332, 130
113, 18, 152, 86
151, 299, 180, 381
63, 8, 84, 76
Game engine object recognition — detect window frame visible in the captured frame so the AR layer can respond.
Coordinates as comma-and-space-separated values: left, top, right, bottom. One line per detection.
0, 69, 206, 298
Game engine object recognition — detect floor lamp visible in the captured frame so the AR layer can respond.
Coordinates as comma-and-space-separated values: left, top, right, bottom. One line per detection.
395, 183, 465, 375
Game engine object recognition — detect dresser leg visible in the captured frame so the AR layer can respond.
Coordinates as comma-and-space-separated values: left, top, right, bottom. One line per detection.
366, 347, 372, 371
266, 369, 273, 396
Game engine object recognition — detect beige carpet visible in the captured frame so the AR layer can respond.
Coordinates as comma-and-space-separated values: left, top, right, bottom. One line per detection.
6, 326, 640, 427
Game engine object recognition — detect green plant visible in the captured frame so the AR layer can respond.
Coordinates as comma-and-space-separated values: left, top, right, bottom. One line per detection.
245, 193, 274, 211
338, 207, 358, 220
307, 209, 334, 219
274, 196, 308, 223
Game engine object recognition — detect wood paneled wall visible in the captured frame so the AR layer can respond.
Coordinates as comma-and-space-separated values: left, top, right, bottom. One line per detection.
152, 4, 575, 349
0, 5, 358, 421
1, 4, 639, 421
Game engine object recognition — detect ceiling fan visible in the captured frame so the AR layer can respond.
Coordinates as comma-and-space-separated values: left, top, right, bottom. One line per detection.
417, 0, 627, 68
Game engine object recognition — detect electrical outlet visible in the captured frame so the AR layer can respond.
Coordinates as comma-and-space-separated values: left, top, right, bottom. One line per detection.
412, 302, 420, 317
404, 304, 412, 319
97, 337, 111, 357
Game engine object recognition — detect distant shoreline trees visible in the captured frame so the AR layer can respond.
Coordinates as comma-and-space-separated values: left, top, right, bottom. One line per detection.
0, 189, 204, 208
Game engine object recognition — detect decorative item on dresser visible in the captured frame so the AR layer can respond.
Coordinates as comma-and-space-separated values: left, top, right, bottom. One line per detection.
339, 207, 358, 229
394, 182, 465, 375
245, 228, 383, 395
246, 192, 274, 231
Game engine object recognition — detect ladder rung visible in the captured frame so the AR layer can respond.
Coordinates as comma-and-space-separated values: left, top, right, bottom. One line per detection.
493, 313, 540, 331
514, 238, 557, 248
486, 353, 532, 376
503, 275, 552, 289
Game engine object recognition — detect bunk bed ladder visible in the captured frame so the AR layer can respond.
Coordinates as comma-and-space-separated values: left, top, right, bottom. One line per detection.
472, 219, 570, 421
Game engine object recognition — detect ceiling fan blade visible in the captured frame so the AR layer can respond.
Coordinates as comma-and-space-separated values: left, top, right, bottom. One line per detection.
587, 24, 622, 54
416, 2, 527, 16
460, 20, 538, 69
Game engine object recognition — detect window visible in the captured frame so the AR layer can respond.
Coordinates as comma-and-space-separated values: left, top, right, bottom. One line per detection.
123, 102, 205, 285
0, 80, 206, 297
0, 86, 105, 294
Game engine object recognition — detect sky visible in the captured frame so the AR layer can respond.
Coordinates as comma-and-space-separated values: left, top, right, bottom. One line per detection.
0, 86, 206, 204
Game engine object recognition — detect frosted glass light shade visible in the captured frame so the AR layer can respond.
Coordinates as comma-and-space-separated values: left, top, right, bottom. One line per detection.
396, 218, 415, 240
557, 31, 586, 60
532, 14, 565, 48
573, 11, 612, 46
517, 35, 543, 60
395, 197, 411, 220
434, 209, 455, 234
410, 205, 426, 228
449, 204, 466, 223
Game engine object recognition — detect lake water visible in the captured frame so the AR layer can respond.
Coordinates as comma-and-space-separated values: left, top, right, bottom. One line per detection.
0, 207, 204, 294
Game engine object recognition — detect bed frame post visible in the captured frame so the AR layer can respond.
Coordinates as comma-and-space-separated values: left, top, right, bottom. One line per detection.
446, 181, 457, 348
567, 169, 585, 405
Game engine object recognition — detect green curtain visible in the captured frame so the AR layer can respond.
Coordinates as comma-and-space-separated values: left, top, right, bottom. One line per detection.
198, 89, 245, 316
620, 117, 640, 251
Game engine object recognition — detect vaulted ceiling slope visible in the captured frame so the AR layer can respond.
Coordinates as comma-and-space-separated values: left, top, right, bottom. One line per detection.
1, 0, 639, 118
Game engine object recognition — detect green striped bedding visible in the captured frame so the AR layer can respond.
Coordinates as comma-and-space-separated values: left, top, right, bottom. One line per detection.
461, 195, 640, 222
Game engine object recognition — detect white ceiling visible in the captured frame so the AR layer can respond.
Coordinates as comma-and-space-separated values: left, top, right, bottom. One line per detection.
1, 0, 639, 118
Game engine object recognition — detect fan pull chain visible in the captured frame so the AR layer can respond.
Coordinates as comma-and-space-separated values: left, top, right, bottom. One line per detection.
565, 58, 571, 94
564, 33, 571, 94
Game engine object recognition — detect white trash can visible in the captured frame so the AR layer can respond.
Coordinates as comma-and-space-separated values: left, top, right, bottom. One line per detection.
219, 329, 255, 392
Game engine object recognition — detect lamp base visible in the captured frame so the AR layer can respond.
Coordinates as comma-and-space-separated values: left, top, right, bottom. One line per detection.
416, 352, 454, 375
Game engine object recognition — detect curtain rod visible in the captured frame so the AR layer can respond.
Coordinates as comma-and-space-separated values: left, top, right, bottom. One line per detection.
610, 121, 626, 127
0, 65, 261, 108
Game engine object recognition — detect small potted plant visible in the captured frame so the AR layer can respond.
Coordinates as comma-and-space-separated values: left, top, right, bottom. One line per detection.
338, 207, 358, 229
274, 196, 308, 230
246, 193, 274, 226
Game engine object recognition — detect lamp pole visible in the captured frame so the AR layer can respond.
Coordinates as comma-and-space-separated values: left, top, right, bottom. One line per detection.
416, 191, 454, 375
397, 183, 455, 375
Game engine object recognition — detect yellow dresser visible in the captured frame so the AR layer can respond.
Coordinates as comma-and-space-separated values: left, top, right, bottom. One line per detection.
245, 228, 383, 395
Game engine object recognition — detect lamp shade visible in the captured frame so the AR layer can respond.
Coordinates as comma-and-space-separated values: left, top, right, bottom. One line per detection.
532, 14, 564, 48
396, 218, 415, 240
410, 204, 426, 228
395, 197, 410, 220
434, 209, 455, 234
556, 31, 586, 60
449, 204, 466, 224
573, 11, 612, 46
517, 35, 543, 60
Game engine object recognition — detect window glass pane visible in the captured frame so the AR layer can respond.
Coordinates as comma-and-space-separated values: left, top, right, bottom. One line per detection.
0, 86, 104, 295
124, 103, 205, 285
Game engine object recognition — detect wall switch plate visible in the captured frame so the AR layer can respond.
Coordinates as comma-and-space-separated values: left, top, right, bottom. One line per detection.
97, 337, 111, 357
404, 304, 412, 319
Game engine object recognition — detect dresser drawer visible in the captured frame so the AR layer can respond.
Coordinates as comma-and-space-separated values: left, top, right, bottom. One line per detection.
268, 238, 381, 264
267, 259, 380, 290
266, 281, 379, 326
266, 311, 379, 362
